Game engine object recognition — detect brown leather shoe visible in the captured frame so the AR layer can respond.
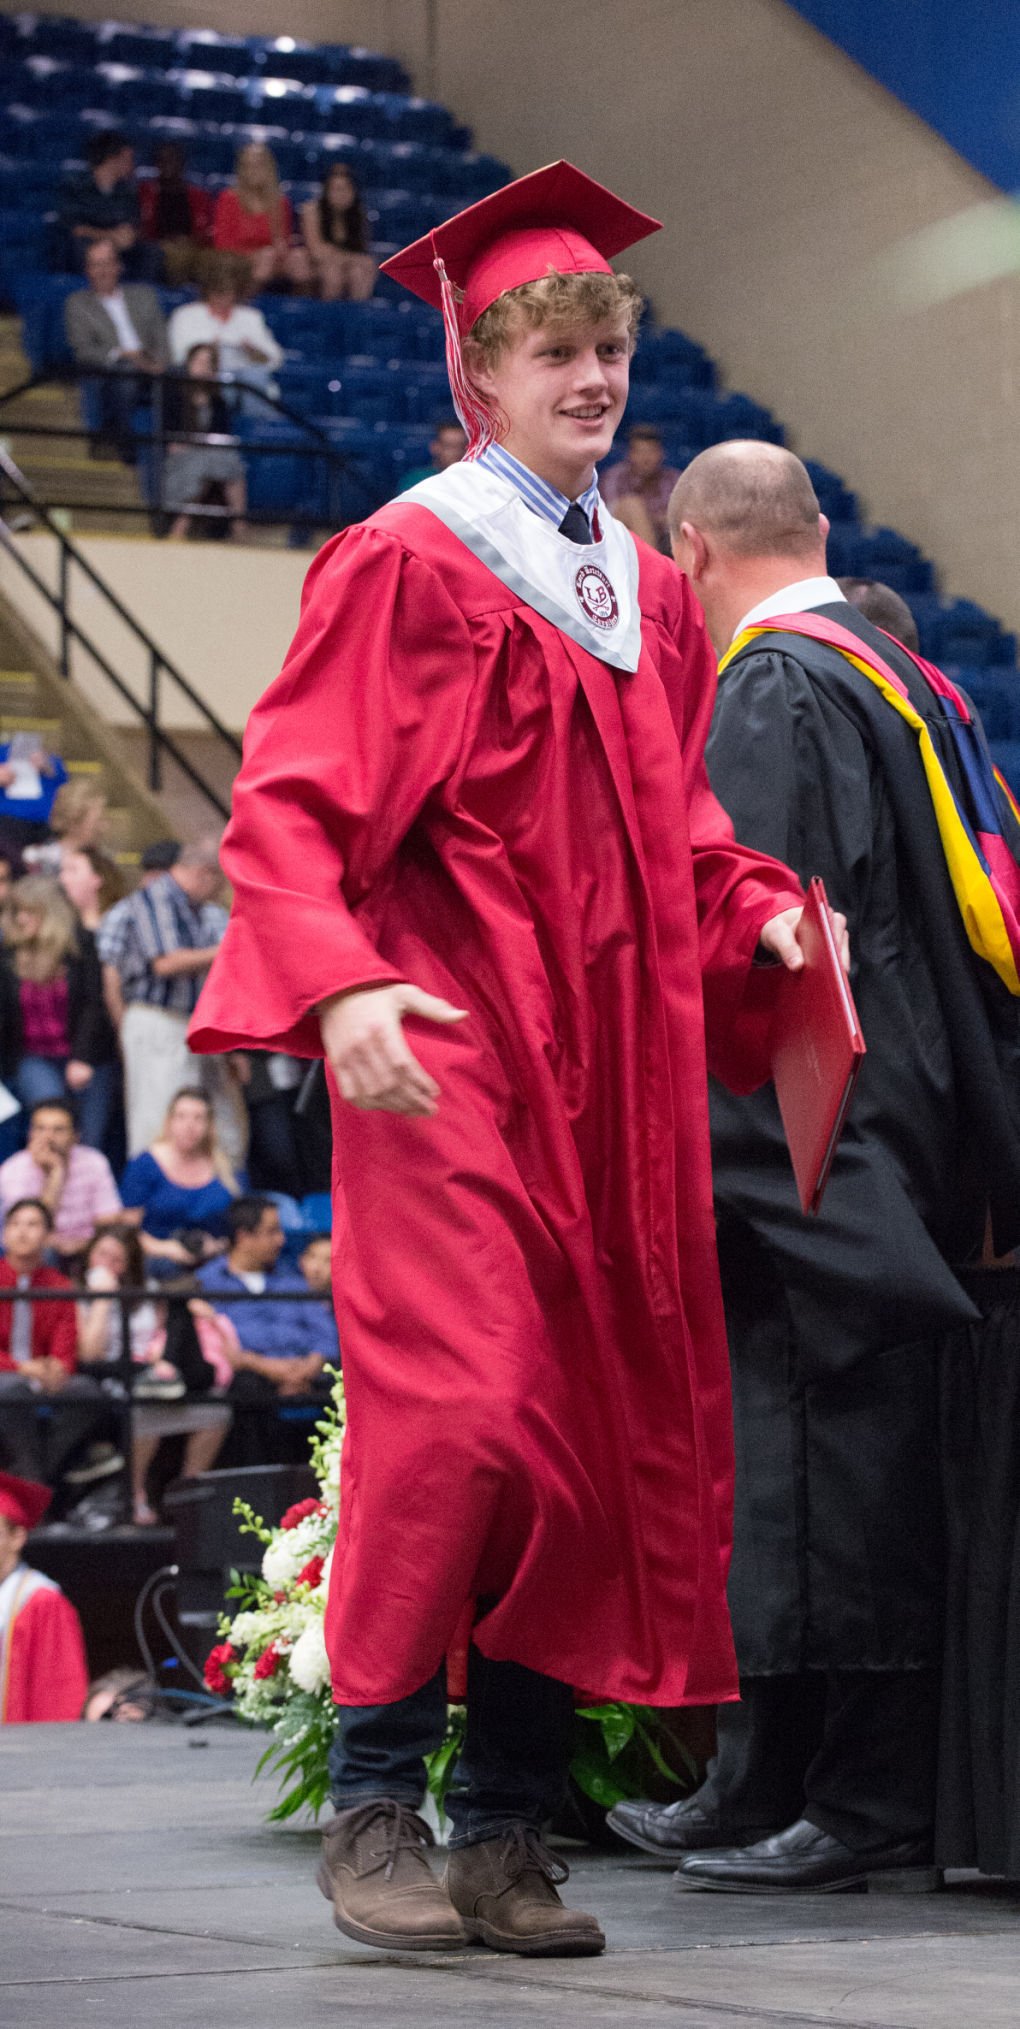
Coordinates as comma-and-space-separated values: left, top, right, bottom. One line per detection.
445, 1825, 605, 1956
317, 1799, 468, 1951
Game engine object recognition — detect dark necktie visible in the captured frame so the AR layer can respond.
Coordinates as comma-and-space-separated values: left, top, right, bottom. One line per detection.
558, 501, 592, 544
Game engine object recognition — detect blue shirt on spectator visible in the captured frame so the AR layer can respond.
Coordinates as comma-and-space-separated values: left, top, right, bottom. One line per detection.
196, 1255, 339, 1363
119, 1151, 241, 1242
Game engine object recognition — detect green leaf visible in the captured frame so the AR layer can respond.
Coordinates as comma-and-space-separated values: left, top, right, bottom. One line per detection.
569, 1750, 630, 1810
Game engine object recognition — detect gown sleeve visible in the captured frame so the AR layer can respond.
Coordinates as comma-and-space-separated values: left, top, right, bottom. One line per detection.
190, 526, 477, 1058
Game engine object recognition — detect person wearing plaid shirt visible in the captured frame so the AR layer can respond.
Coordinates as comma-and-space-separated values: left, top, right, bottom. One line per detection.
97, 840, 245, 1166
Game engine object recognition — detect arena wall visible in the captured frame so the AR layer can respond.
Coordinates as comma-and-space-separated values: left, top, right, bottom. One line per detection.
0, 534, 307, 730
26, 1, 1020, 639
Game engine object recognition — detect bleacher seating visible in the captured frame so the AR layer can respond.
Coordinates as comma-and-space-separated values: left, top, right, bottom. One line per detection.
2, 13, 1019, 789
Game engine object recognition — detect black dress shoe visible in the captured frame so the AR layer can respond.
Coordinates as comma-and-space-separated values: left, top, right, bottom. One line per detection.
674, 1816, 940, 1894
607, 1796, 777, 1858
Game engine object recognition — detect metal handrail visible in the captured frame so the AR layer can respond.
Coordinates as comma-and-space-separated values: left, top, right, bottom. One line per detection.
0, 361, 375, 529
0, 443, 240, 819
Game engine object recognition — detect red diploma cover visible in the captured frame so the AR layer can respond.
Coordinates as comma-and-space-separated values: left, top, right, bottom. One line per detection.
771, 877, 866, 1214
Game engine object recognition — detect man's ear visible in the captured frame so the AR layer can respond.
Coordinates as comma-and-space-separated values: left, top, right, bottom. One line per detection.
676, 520, 709, 581
819, 512, 831, 543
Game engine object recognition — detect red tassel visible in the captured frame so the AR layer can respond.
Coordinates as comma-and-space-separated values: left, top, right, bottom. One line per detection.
434, 253, 497, 460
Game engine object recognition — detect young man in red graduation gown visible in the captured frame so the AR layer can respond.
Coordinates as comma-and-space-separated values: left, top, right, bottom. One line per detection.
191, 161, 811, 1955
0, 1472, 89, 1723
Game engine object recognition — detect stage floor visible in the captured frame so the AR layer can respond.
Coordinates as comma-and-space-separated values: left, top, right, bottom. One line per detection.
2, 1723, 1019, 2027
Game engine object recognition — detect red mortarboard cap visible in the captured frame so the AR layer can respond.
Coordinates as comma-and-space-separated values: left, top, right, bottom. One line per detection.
380, 161, 661, 457
0, 1471, 52, 1531
381, 160, 661, 334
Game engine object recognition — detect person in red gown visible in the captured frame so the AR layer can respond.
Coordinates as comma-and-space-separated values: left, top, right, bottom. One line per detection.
190, 161, 812, 1955
0, 1472, 89, 1723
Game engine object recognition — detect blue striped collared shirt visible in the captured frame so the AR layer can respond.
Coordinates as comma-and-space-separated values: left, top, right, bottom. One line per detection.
478, 443, 601, 536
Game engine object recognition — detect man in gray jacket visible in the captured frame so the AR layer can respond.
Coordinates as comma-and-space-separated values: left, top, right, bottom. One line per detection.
65, 240, 167, 461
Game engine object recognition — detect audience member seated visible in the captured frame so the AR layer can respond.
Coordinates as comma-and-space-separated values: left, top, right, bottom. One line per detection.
0, 738, 67, 852
0, 1199, 112, 1489
398, 416, 467, 491
161, 342, 248, 541
77, 1225, 167, 1384
0, 878, 119, 1153
0, 1472, 89, 1724
64, 240, 168, 464
0, 1101, 122, 1266
96, 836, 244, 1169
298, 1232, 333, 1304
119, 1086, 241, 1274
56, 130, 163, 283
137, 839, 181, 884
212, 145, 312, 294
27, 780, 111, 877
197, 1195, 338, 1463
81, 1665, 159, 1722
58, 845, 125, 933
601, 425, 680, 553
167, 256, 283, 417
77, 1226, 233, 1526
300, 164, 376, 302
838, 576, 921, 653
138, 142, 214, 288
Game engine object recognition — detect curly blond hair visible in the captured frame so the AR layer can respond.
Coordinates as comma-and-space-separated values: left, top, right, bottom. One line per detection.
465, 269, 644, 370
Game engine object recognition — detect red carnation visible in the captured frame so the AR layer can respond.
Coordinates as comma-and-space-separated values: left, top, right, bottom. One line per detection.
204, 1641, 236, 1696
253, 1641, 285, 1681
296, 1554, 325, 1590
279, 1498, 323, 1531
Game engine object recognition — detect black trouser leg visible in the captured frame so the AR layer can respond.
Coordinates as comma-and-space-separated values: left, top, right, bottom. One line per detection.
804, 1668, 940, 1854
45, 1380, 113, 1481
329, 1665, 449, 1809
695, 1674, 827, 1833
328, 1646, 575, 1847
445, 1647, 575, 1848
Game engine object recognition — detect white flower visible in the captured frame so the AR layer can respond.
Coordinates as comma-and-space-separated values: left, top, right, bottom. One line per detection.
229, 1611, 270, 1648
262, 1534, 309, 1590
289, 1617, 331, 1695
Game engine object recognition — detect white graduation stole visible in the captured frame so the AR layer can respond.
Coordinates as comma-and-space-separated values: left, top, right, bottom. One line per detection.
398, 462, 644, 674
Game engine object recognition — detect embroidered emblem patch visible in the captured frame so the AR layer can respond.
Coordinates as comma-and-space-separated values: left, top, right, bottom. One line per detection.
574, 563, 619, 631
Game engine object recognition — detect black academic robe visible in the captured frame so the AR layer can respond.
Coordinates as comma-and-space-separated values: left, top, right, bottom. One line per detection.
705, 600, 1020, 1675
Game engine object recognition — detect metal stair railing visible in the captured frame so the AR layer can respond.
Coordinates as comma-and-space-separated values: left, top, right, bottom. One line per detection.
0, 443, 242, 821
0, 362, 375, 532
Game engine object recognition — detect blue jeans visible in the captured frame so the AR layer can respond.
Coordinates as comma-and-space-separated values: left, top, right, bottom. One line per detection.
14, 1057, 117, 1154
327, 1646, 575, 1848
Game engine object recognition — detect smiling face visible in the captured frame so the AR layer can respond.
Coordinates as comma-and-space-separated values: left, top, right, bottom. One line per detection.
87, 1232, 129, 1281
166, 1092, 213, 1156
467, 311, 631, 499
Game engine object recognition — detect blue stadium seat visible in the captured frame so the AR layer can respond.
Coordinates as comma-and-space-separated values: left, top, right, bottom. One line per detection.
383, 97, 455, 145
246, 78, 316, 128
300, 1192, 333, 1234
101, 67, 184, 121
97, 26, 178, 70
805, 460, 859, 524
179, 74, 251, 126
174, 31, 255, 77
7, 58, 87, 109
18, 18, 98, 65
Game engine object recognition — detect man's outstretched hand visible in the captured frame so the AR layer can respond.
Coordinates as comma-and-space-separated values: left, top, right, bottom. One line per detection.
759, 905, 851, 974
320, 983, 467, 1117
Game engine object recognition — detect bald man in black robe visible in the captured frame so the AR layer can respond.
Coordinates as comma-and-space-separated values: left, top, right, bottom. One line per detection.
610, 443, 1020, 1892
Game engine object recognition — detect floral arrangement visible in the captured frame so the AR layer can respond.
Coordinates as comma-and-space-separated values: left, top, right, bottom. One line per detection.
205, 1371, 695, 1823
